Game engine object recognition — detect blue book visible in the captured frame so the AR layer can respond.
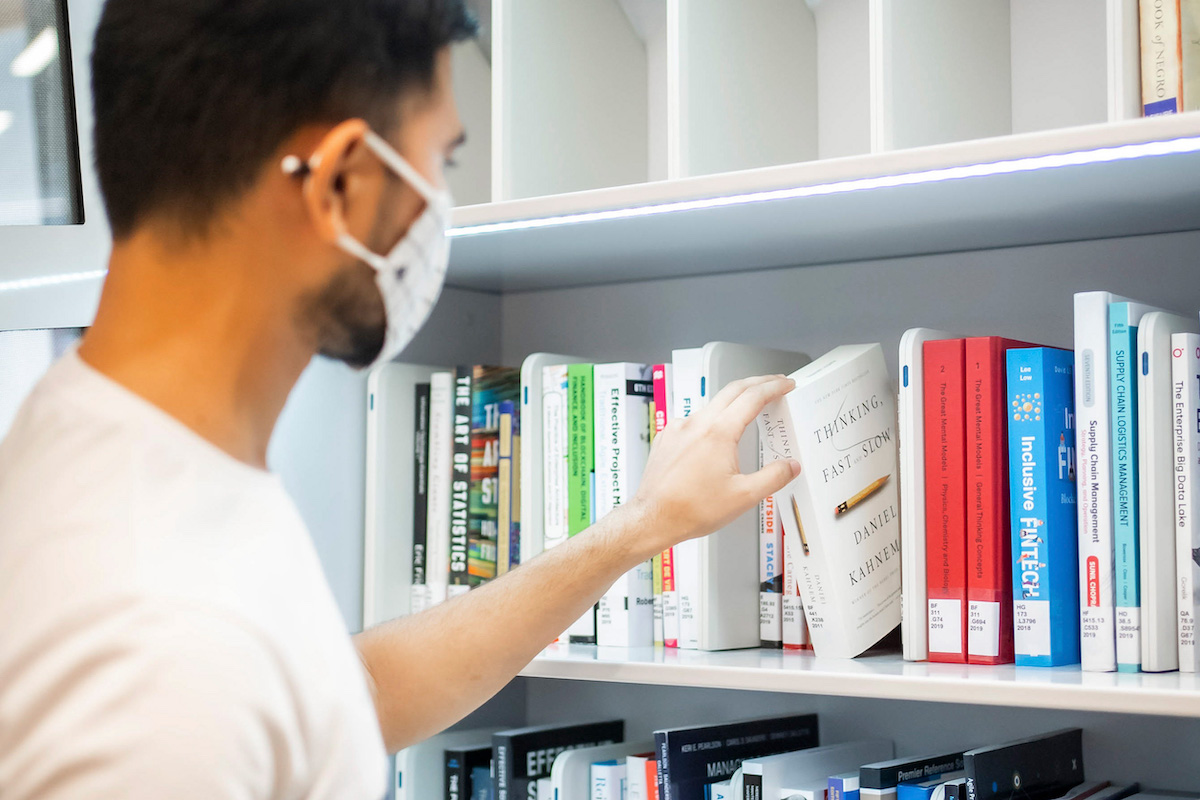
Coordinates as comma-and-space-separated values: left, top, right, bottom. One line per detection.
1110, 302, 1147, 672
470, 766, 493, 800
1006, 347, 1081, 667
830, 771, 860, 800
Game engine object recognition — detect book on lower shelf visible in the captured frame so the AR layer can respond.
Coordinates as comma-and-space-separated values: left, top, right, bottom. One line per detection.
1172, 332, 1200, 672
492, 719, 624, 800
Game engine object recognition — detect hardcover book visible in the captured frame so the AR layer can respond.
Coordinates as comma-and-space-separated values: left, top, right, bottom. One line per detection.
965, 336, 1037, 665
654, 713, 819, 800
924, 338, 968, 663
568, 364, 598, 644
758, 344, 901, 659
627, 753, 659, 800
761, 439, 784, 648
859, 751, 964, 800
497, 400, 520, 576
963, 728, 1083, 800
1006, 347, 1081, 667
450, 366, 474, 595
468, 366, 520, 586
445, 743, 492, 800
412, 382, 431, 613
653, 362, 680, 649
1109, 302, 1158, 671
896, 774, 966, 800
595, 362, 655, 647
830, 772, 861, 800
427, 371, 456, 606
493, 720, 624, 800
743, 740, 893, 800
671, 348, 705, 650
541, 364, 571, 554
1137, 312, 1197, 672
1140, 0, 1185, 115
591, 760, 626, 800
1172, 332, 1200, 672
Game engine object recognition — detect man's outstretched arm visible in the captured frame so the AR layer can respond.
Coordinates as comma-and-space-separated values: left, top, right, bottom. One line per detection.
353, 375, 800, 753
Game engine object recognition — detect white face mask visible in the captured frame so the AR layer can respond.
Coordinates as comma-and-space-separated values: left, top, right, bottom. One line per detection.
289, 129, 453, 370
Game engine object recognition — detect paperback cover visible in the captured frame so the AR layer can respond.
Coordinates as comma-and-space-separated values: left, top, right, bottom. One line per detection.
758, 344, 901, 659
445, 743, 492, 800
743, 740, 893, 800
450, 366, 474, 595
1074, 291, 1129, 672
654, 713, 819, 800
965, 336, 1036, 665
962, 728, 1083, 800
492, 720, 624, 800
1006, 347, 1081, 667
568, 364, 598, 644
924, 339, 968, 663
542, 364, 571, 553
859, 751, 965, 800
595, 362, 655, 647
427, 371, 455, 606
671, 348, 705, 650
497, 400, 520, 576
412, 382, 431, 613
1137, 312, 1197, 672
1172, 332, 1200, 672
1110, 302, 1157, 671
830, 772, 861, 800
653, 363, 679, 649
468, 366, 520, 585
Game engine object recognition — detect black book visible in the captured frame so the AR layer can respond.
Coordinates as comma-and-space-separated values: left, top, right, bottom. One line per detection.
413, 382, 431, 592
946, 781, 968, 800
653, 713, 819, 800
445, 743, 491, 800
964, 729, 1084, 800
492, 719, 624, 800
450, 366, 474, 591
860, 751, 965, 798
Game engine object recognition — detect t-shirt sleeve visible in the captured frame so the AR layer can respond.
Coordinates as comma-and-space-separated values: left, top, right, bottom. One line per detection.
4, 602, 305, 800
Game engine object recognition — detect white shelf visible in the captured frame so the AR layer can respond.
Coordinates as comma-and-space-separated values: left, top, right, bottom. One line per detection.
446, 114, 1200, 293
520, 644, 1200, 718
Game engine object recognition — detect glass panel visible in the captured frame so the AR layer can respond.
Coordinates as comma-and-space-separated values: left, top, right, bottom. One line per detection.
0, 0, 82, 226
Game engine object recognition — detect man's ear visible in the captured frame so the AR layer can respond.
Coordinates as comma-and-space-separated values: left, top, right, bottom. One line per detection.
301, 119, 371, 244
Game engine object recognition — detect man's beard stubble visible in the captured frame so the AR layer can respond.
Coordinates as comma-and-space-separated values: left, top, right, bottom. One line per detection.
301, 259, 387, 369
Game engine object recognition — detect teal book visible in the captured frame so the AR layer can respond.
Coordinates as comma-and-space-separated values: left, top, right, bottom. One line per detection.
1110, 302, 1146, 672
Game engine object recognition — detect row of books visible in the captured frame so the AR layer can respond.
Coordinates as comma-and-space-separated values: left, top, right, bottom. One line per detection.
897, 294, 1200, 673
1138, 0, 1199, 116
396, 713, 1192, 800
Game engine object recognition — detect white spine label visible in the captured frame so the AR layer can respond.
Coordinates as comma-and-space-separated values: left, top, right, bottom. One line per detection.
1116, 607, 1142, 667
1014, 600, 1051, 658
928, 598, 962, 655
968, 601, 1001, 658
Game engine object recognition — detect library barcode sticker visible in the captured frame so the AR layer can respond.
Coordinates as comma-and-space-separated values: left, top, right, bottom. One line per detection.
968, 601, 1001, 658
928, 599, 962, 655
1014, 600, 1051, 657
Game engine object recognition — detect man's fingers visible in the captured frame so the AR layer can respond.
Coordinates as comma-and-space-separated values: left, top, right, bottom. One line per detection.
739, 457, 801, 504
703, 374, 782, 415
720, 376, 796, 436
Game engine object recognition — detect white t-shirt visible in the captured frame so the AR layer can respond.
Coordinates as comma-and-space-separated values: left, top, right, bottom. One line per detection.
0, 351, 387, 799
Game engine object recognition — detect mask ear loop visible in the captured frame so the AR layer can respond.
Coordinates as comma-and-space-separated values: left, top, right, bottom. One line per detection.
282, 119, 371, 246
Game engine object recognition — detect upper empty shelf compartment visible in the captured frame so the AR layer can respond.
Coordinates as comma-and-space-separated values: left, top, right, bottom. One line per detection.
446, 113, 1200, 293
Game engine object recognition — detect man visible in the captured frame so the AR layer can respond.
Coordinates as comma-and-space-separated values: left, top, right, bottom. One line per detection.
0, 0, 800, 797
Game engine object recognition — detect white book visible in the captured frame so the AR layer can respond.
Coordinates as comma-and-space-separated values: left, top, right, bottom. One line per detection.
425, 371, 456, 608
626, 754, 654, 800
697, 342, 812, 651
1138, 313, 1198, 671
520, 353, 584, 566
757, 344, 901, 659
591, 760, 627, 800
671, 347, 705, 650
1173, 332, 1200, 672
710, 781, 733, 800
394, 726, 501, 800
537, 777, 553, 800
1074, 291, 1129, 672
549, 741, 655, 800
542, 364, 572, 553
595, 362, 655, 647
742, 740, 894, 800
897, 327, 953, 661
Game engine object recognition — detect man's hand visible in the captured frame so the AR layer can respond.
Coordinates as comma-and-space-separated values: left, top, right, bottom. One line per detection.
355, 373, 801, 752
628, 374, 801, 556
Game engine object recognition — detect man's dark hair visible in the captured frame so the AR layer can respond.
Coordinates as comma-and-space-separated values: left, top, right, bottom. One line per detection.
91, 0, 476, 239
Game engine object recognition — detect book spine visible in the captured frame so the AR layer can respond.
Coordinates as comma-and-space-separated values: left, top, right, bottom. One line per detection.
1141, 0, 1184, 115
653, 363, 680, 648
450, 367, 474, 595
498, 401, 515, 577
445, 751, 467, 800
672, 351, 704, 649
511, 412, 522, 571
1174, 333, 1200, 671
743, 771, 763, 800
1075, 292, 1118, 671
1110, 310, 1143, 671
1186, 0, 1200, 110
655, 732, 671, 800
427, 373, 454, 606
965, 338, 1015, 665
542, 365, 570, 552
925, 339, 968, 663
568, 365, 597, 644
412, 382, 431, 613
494, 737, 511, 800
1007, 349, 1081, 667
760, 440, 784, 648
